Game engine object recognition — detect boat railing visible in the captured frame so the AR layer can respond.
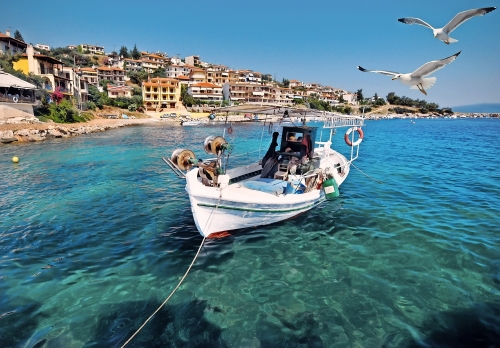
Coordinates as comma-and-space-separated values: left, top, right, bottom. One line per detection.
323, 115, 364, 129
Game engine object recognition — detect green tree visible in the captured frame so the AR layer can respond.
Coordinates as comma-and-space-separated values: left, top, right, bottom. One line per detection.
14, 30, 24, 42
119, 46, 129, 58
356, 89, 364, 102
180, 84, 196, 107
151, 68, 166, 78
127, 70, 149, 84
280, 78, 290, 88
131, 44, 141, 59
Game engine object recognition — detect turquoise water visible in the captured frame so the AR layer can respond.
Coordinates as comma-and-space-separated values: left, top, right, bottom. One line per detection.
1, 119, 499, 347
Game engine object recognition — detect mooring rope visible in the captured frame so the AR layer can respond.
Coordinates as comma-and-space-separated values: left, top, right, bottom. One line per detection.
121, 185, 226, 347
351, 162, 384, 184
120, 235, 206, 348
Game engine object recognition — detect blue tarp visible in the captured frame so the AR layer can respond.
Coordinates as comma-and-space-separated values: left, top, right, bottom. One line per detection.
240, 178, 288, 196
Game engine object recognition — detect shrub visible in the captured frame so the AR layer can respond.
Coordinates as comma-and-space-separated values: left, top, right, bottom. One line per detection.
37, 99, 88, 123
84, 101, 96, 110
128, 103, 137, 112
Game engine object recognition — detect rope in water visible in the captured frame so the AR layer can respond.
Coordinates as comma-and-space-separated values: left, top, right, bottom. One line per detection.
120, 235, 206, 348
121, 187, 226, 347
351, 162, 384, 184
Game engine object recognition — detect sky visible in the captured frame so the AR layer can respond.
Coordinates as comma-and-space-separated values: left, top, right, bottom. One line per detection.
1, 0, 499, 108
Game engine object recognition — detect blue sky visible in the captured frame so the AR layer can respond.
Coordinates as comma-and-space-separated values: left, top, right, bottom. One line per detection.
2, 0, 499, 107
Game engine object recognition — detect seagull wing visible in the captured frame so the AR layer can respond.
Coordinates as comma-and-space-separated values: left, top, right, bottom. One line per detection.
398, 17, 434, 30
410, 52, 461, 78
357, 66, 399, 76
443, 7, 496, 34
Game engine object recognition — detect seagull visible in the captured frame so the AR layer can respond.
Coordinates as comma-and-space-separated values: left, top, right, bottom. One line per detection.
398, 7, 496, 44
357, 52, 461, 95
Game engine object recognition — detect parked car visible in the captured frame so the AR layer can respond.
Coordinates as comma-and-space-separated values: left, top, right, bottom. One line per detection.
170, 113, 178, 118
160, 114, 170, 118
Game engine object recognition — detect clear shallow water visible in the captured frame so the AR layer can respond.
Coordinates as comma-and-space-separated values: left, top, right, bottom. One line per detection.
1, 119, 499, 347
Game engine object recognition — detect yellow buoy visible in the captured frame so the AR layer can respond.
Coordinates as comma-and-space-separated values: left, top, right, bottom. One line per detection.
12, 156, 19, 163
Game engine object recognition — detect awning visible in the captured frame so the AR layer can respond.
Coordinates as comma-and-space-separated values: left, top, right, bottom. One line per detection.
0, 71, 37, 89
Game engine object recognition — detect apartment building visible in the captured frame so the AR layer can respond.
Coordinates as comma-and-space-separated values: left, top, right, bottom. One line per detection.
185, 55, 200, 66
187, 83, 223, 102
189, 67, 207, 84
142, 77, 181, 112
141, 53, 169, 73
122, 58, 143, 72
222, 83, 277, 104
81, 44, 105, 55
107, 85, 133, 99
62, 66, 89, 106
206, 65, 229, 85
13, 45, 72, 97
80, 67, 98, 86
165, 64, 191, 79
96, 66, 125, 86
0, 30, 27, 55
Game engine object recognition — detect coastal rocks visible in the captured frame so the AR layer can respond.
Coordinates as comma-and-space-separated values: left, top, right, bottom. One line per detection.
0, 123, 129, 143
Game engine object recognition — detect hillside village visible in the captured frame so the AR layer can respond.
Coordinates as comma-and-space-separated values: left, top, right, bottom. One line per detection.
0, 29, 362, 119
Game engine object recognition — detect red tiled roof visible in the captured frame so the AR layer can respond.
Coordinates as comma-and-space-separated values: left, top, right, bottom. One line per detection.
190, 83, 221, 88
176, 75, 190, 80
0, 33, 27, 47
108, 85, 132, 91
96, 66, 124, 71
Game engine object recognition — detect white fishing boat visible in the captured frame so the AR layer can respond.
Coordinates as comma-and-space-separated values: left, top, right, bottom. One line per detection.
164, 105, 365, 238
181, 120, 205, 126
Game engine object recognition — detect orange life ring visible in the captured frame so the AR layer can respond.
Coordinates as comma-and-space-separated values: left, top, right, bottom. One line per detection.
344, 127, 364, 146
227, 126, 233, 135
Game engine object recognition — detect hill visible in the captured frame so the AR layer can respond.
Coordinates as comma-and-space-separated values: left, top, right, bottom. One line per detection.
451, 103, 500, 113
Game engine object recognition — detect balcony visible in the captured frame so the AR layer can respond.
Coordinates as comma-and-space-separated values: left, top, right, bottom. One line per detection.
0, 94, 36, 104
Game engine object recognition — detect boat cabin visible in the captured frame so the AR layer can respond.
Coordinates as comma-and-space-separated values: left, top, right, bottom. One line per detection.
260, 125, 319, 180
278, 126, 317, 158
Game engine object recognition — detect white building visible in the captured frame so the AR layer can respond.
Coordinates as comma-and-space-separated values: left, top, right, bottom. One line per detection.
107, 85, 133, 99
35, 44, 50, 51
187, 82, 223, 102
62, 66, 89, 107
165, 64, 192, 79
81, 44, 105, 55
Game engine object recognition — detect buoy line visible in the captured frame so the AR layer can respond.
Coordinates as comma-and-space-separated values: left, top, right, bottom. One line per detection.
120, 236, 206, 348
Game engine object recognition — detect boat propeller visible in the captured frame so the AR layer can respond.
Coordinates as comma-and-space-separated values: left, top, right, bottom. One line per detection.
203, 136, 228, 155
171, 148, 196, 170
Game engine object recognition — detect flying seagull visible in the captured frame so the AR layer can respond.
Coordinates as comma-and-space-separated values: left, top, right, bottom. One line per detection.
398, 7, 496, 44
356, 52, 461, 95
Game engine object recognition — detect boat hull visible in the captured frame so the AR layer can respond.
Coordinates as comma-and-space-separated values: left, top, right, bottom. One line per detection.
188, 193, 323, 237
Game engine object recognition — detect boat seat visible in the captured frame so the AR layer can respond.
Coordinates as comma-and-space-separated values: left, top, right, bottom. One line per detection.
274, 162, 289, 180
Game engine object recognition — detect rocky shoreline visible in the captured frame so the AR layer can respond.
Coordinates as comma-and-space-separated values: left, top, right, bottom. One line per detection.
0, 118, 161, 144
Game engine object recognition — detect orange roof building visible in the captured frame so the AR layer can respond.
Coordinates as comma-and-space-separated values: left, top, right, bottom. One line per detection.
141, 78, 182, 112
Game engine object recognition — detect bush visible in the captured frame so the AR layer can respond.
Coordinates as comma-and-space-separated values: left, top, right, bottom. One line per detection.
128, 103, 137, 112
84, 101, 96, 110
37, 99, 89, 123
